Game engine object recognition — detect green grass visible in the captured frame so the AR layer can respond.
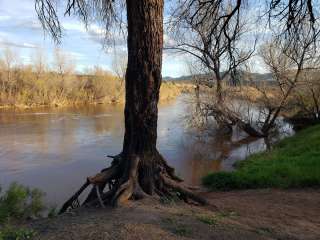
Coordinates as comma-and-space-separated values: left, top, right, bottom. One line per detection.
0, 225, 36, 240
202, 124, 320, 190
0, 183, 45, 240
0, 183, 45, 223
197, 214, 218, 226
161, 217, 193, 237
197, 211, 239, 226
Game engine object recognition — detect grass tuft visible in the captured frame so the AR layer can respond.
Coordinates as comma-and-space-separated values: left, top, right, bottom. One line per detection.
197, 215, 218, 226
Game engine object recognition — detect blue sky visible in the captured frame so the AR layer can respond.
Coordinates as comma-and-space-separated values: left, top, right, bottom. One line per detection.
0, 0, 269, 77
0, 0, 187, 77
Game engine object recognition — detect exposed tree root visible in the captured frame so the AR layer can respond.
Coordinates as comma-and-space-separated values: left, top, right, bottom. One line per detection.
160, 173, 208, 205
59, 180, 90, 214
59, 152, 207, 214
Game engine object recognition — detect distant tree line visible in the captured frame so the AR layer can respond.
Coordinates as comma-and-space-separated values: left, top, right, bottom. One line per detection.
0, 47, 124, 107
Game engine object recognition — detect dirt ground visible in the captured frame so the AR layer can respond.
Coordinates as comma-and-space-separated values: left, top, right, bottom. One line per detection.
30, 189, 320, 240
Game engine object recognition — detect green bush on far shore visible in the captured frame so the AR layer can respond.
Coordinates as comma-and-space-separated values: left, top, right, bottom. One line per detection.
203, 124, 320, 190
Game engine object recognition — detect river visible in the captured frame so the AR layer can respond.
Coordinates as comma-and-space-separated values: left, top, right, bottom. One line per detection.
0, 95, 292, 207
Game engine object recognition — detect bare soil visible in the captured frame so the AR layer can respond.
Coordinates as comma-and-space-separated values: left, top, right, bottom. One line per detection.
30, 189, 320, 240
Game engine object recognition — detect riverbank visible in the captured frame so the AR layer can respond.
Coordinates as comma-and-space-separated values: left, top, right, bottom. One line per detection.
25, 189, 320, 240
203, 124, 320, 190
2, 181, 319, 239
0, 81, 194, 109
2, 126, 319, 239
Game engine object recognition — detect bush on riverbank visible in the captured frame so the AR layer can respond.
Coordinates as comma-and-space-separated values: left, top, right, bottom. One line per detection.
0, 48, 187, 108
0, 183, 45, 239
0, 65, 185, 108
0, 63, 123, 107
203, 124, 320, 190
0, 183, 45, 223
0, 225, 36, 240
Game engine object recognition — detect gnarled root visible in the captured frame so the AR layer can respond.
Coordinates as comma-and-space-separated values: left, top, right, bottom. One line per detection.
111, 155, 141, 206
59, 152, 207, 214
160, 173, 208, 205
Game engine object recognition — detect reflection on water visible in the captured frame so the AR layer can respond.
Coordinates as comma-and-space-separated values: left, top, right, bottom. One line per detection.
0, 96, 293, 207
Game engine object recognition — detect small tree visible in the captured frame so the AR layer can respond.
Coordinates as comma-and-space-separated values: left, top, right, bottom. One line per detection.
111, 49, 127, 84
0, 47, 18, 98
52, 48, 75, 103
32, 48, 50, 104
168, 0, 254, 103
292, 72, 320, 120
258, 27, 320, 134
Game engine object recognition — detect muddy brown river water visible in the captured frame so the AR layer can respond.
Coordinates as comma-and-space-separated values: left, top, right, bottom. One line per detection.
0, 95, 293, 207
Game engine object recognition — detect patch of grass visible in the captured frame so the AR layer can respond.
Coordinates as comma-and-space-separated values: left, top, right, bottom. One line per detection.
0, 225, 36, 240
203, 124, 320, 190
47, 206, 58, 218
197, 214, 218, 226
172, 225, 192, 237
217, 211, 239, 218
197, 211, 239, 226
161, 217, 176, 225
0, 183, 44, 240
161, 217, 193, 237
254, 227, 274, 236
0, 183, 45, 223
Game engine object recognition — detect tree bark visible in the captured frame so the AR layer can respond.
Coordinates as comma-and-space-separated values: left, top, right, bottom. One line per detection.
122, 0, 164, 195
216, 77, 223, 104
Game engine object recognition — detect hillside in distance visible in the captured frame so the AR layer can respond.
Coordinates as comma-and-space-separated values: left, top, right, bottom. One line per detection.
163, 71, 274, 84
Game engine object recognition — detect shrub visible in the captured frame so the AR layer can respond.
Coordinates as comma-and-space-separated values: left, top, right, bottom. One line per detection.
0, 183, 45, 223
0, 225, 36, 240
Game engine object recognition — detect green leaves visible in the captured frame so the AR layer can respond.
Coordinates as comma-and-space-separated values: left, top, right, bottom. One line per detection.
0, 225, 36, 240
0, 183, 45, 223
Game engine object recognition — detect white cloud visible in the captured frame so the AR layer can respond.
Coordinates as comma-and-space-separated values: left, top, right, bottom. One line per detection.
0, 31, 10, 38
66, 50, 85, 60
22, 43, 38, 48
0, 16, 11, 22
0, 40, 37, 49
63, 22, 105, 36
18, 20, 43, 31
63, 22, 87, 33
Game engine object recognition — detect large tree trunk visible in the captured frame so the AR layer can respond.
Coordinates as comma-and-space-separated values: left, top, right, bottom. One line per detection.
59, 0, 206, 213
122, 0, 164, 195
